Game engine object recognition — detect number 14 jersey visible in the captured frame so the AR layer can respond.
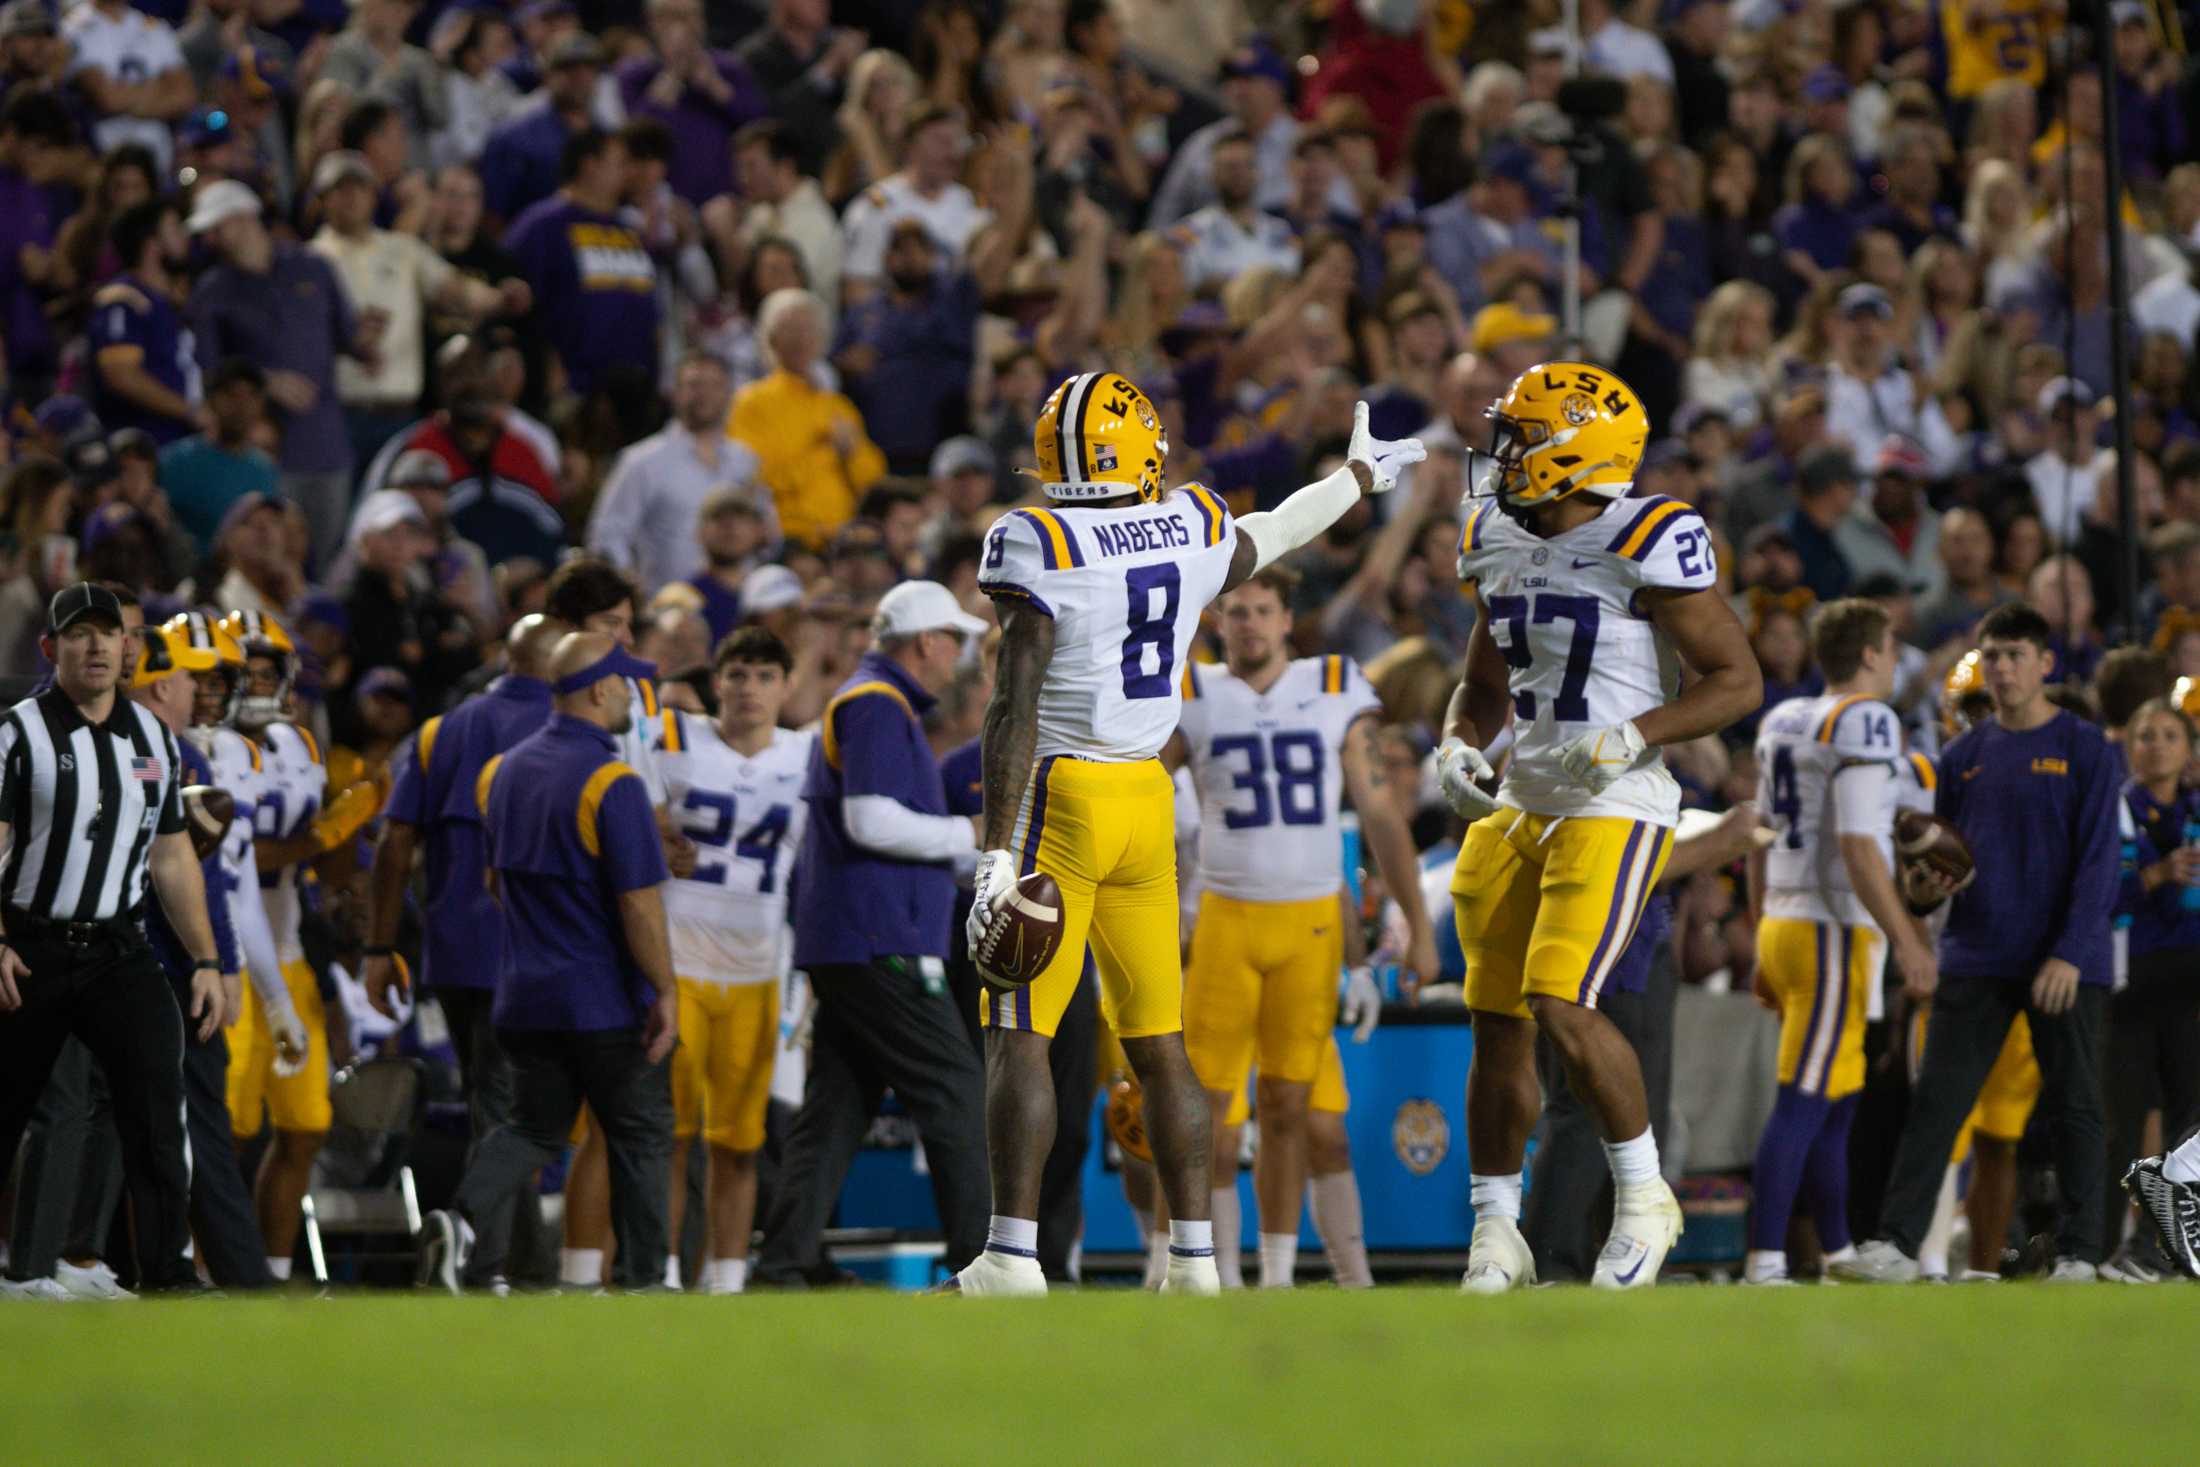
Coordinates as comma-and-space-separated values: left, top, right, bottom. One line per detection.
980, 487, 1240, 762
1456, 492, 1717, 826
656, 714, 814, 984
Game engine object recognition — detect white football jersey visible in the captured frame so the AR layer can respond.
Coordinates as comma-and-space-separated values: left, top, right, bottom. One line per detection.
1457, 493, 1719, 825
617, 676, 669, 807
980, 488, 1240, 762
657, 714, 813, 984
1176, 655, 1381, 904
1755, 693, 1906, 930
248, 721, 327, 958
195, 725, 263, 905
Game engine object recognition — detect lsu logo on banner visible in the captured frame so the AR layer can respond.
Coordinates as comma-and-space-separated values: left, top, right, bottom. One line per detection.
1392, 1098, 1449, 1176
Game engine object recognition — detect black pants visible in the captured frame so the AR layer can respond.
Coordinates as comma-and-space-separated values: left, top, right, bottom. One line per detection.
453, 1026, 672, 1288
0, 926, 197, 1289
2102, 969, 2200, 1252
1880, 972, 2109, 1264
437, 986, 547, 1285
1522, 940, 1678, 1281
7, 1040, 120, 1281
1039, 966, 1098, 1282
757, 957, 989, 1281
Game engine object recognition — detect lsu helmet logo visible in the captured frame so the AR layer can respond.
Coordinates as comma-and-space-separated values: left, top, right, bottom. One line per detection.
1561, 393, 1596, 426
1392, 1098, 1450, 1176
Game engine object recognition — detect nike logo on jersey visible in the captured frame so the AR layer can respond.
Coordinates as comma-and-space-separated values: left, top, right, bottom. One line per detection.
1571, 557, 1598, 570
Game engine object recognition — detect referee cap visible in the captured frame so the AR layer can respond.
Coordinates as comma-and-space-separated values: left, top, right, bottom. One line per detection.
47, 582, 125, 634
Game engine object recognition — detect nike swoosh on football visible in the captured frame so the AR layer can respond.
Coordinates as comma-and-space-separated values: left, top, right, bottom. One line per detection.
1571, 557, 1598, 569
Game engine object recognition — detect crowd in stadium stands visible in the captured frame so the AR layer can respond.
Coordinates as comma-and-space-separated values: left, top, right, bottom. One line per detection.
4, 0, 2200, 1291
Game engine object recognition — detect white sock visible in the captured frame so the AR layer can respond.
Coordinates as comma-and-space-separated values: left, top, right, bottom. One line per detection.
1257, 1232, 1298, 1288
1129, 1205, 1154, 1248
1168, 1218, 1214, 1265
1309, 1170, 1373, 1288
1604, 1128, 1661, 1188
2165, 1132, 2200, 1184
985, 1214, 1040, 1263
1470, 1172, 1524, 1223
1142, 1231, 1169, 1289
664, 1256, 681, 1289
1745, 1248, 1788, 1283
1919, 1163, 1960, 1279
705, 1258, 749, 1294
560, 1247, 605, 1287
267, 1256, 292, 1282
1211, 1187, 1243, 1288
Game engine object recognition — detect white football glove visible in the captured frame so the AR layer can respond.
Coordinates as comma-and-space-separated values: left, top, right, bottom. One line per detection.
1554, 719, 1648, 793
1435, 737, 1500, 820
965, 849, 1015, 954
1348, 400, 1427, 493
271, 1012, 311, 1078
1341, 965, 1383, 1043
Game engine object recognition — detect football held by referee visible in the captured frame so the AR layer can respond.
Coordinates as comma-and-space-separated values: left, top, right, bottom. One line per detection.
0, 583, 226, 1293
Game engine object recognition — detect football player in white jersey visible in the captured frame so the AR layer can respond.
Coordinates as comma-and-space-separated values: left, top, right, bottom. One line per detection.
1744, 599, 1939, 1284
1438, 362, 1760, 1292
1165, 564, 1439, 1287
541, 557, 689, 1286
170, 612, 307, 1079
655, 627, 814, 1295
957, 370, 1425, 1296
215, 610, 377, 1280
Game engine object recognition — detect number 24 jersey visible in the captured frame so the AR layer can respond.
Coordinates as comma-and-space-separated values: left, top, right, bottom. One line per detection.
980, 487, 1239, 763
656, 714, 814, 984
1456, 492, 1717, 826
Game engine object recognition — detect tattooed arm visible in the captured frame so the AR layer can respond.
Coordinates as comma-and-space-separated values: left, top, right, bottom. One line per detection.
979, 601, 1059, 853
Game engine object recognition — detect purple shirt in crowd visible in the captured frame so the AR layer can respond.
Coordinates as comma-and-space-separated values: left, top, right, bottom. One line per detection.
0, 167, 76, 386
188, 243, 356, 475
615, 51, 769, 205
505, 195, 661, 397
482, 713, 670, 1030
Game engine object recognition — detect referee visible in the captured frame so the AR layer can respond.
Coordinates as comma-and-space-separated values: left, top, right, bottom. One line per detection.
0, 583, 225, 1294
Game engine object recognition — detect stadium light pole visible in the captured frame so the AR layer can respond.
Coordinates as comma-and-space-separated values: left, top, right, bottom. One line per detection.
2090, 1, 2141, 629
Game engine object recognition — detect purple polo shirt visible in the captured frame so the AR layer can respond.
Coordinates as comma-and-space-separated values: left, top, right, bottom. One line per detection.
504, 195, 661, 396
615, 51, 769, 205
481, 713, 670, 1030
188, 244, 356, 475
385, 674, 553, 991
792, 653, 956, 967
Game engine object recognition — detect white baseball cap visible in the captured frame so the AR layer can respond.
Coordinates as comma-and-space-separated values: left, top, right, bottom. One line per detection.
187, 179, 263, 234
739, 564, 804, 616
872, 579, 988, 639
349, 488, 428, 548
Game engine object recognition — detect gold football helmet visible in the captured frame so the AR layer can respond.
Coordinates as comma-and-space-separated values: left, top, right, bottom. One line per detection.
1481, 360, 1649, 509
2175, 675, 2200, 725
1033, 370, 1168, 504
130, 624, 221, 690
217, 609, 296, 728
1942, 648, 1990, 736
166, 612, 245, 728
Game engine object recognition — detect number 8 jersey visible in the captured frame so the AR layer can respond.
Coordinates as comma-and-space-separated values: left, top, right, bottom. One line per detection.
980, 487, 1240, 761
1456, 492, 1717, 826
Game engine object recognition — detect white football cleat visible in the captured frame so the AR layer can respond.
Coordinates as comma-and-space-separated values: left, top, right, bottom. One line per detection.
1460, 1214, 1535, 1295
2045, 1257, 2098, 1284
1591, 1179, 1683, 1290
53, 1260, 135, 1301
949, 1248, 1048, 1298
1160, 1248, 1221, 1295
0, 1276, 78, 1301
1829, 1239, 1923, 1283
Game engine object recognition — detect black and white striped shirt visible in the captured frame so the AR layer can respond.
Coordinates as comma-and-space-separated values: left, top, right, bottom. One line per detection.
0, 688, 187, 922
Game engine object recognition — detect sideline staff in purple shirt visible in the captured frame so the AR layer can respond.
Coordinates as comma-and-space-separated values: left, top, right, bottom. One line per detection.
415, 631, 677, 1293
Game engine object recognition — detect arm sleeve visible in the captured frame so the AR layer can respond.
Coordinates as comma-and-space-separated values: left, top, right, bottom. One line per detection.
1341, 656, 1384, 723
843, 794, 978, 863
2052, 734, 2126, 972
231, 861, 299, 1027
1825, 699, 1903, 764
977, 511, 1055, 617
594, 771, 673, 893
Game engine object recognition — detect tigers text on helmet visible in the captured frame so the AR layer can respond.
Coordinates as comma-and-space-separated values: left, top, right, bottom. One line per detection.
1033, 371, 1169, 504
168, 611, 245, 736
1480, 361, 1649, 511
217, 608, 296, 729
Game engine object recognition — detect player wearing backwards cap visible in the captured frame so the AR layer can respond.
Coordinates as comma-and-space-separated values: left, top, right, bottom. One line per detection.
1439, 362, 1761, 1293
1744, 599, 1939, 1285
652, 628, 813, 1294
957, 370, 1425, 1296
1165, 562, 1440, 1287
214, 609, 378, 1282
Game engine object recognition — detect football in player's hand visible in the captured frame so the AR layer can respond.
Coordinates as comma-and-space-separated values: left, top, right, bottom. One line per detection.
1894, 809, 1975, 901
974, 871, 1064, 992
181, 785, 233, 861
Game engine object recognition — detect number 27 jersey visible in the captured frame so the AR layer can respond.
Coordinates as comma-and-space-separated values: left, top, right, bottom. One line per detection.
980, 487, 1239, 762
1457, 492, 1717, 826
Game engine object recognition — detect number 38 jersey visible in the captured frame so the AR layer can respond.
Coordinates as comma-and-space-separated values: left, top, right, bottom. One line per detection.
1176, 655, 1382, 904
980, 487, 1239, 763
1456, 492, 1717, 826
1755, 693, 1907, 929
656, 713, 814, 984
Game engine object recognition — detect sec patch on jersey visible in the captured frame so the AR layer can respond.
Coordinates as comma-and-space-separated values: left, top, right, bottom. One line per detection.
974, 871, 1065, 991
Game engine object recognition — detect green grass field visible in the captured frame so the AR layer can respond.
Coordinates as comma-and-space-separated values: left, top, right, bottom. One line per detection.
10, 1286, 2198, 1463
